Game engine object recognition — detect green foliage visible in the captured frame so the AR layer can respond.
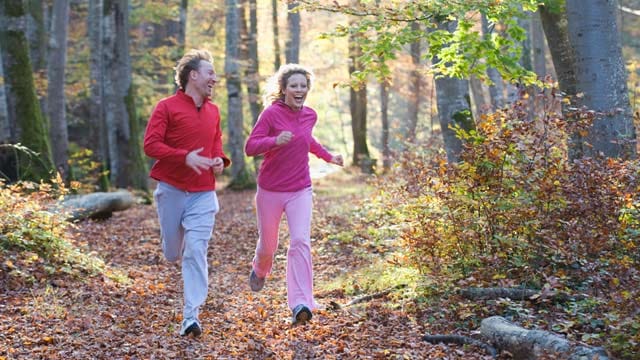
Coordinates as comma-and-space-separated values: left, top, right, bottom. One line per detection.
300, 0, 541, 86
0, 178, 126, 287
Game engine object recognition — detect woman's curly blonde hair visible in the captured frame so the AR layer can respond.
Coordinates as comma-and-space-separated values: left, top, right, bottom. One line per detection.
262, 64, 314, 105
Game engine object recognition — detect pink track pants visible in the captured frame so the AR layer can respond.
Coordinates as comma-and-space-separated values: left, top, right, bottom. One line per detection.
252, 186, 317, 310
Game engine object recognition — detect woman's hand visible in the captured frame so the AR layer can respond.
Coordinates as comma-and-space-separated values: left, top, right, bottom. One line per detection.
330, 154, 344, 167
275, 131, 294, 145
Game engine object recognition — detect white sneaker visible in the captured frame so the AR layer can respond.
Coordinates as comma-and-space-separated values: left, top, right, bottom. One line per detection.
179, 317, 202, 337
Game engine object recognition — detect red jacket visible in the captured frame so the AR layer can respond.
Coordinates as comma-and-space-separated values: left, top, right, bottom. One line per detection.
144, 90, 230, 192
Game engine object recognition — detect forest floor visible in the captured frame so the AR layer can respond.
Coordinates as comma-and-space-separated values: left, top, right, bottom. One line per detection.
1, 171, 514, 359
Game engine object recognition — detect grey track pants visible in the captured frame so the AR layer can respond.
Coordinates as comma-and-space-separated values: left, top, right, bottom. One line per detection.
153, 181, 219, 320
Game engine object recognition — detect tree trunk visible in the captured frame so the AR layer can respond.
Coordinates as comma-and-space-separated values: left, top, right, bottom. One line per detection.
380, 80, 390, 172
566, 0, 636, 159
530, 11, 547, 79
271, 0, 281, 70
469, 76, 487, 119
481, 316, 609, 360
246, 0, 261, 125
26, 0, 48, 123
407, 22, 421, 143
481, 14, 505, 109
225, 0, 252, 189
47, 0, 70, 178
432, 21, 474, 164
88, 0, 109, 191
0, 0, 54, 181
60, 190, 134, 222
178, 0, 188, 52
538, 4, 577, 96
348, 6, 372, 172
0, 46, 10, 144
26, 0, 47, 73
103, 0, 147, 189
285, 1, 300, 64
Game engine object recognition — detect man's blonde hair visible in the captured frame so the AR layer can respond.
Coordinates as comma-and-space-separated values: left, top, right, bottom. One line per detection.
174, 49, 214, 90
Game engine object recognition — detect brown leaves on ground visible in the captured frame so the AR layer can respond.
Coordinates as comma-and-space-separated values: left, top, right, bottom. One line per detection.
0, 173, 493, 359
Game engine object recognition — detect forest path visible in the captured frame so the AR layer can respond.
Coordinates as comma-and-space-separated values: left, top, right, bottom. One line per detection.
1, 171, 491, 359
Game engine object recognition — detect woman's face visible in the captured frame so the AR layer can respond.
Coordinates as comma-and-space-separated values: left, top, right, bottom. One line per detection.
283, 73, 308, 110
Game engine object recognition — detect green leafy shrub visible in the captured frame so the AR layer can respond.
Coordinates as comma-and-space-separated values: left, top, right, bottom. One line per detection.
0, 177, 118, 287
372, 87, 640, 358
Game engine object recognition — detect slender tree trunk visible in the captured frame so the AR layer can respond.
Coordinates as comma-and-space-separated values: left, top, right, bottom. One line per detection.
0, 46, 10, 144
88, 0, 109, 190
285, 1, 300, 64
539, 4, 577, 96
538, 3, 582, 159
271, 0, 281, 70
0, 0, 54, 181
407, 22, 421, 143
481, 14, 505, 109
531, 11, 547, 79
246, 0, 261, 124
226, 0, 252, 189
348, 4, 372, 171
47, 0, 70, 178
566, 0, 636, 159
178, 0, 188, 52
380, 80, 390, 172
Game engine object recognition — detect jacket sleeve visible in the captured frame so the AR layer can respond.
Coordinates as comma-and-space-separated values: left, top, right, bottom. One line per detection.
309, 136, 333, 162
143, 101, 189, 162
245, 112, 278, 156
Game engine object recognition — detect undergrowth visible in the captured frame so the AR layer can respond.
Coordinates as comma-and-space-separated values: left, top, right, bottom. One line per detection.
330, 87, 639, 358
0, 176, 128, 289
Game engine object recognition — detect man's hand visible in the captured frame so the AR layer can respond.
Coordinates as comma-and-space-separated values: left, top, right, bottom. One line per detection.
275, 131, 294, 145
186, 147, 215, 175
212, 157, 224, 175
330, 154, 344, 167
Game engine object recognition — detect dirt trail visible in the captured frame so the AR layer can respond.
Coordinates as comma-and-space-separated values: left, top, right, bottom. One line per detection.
0, 172, 490, 359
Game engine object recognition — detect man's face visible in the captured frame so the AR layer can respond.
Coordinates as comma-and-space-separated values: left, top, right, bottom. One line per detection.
192, 60, 217, 97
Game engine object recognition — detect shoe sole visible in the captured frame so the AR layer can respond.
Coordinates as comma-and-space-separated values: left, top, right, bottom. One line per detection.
293, 307, 312, 325
182, 323, 202, 337
249, 271, 265, 292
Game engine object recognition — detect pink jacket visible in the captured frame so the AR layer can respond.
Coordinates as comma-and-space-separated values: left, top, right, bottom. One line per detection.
245, 101, 333, 192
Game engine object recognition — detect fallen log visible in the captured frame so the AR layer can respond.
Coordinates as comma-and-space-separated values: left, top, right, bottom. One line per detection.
480, 316, 609, 360
59, 190, 135, 221
460, 287, 586, 302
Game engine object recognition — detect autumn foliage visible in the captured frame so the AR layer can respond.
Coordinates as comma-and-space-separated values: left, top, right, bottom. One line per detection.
375, 88, 640, 358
